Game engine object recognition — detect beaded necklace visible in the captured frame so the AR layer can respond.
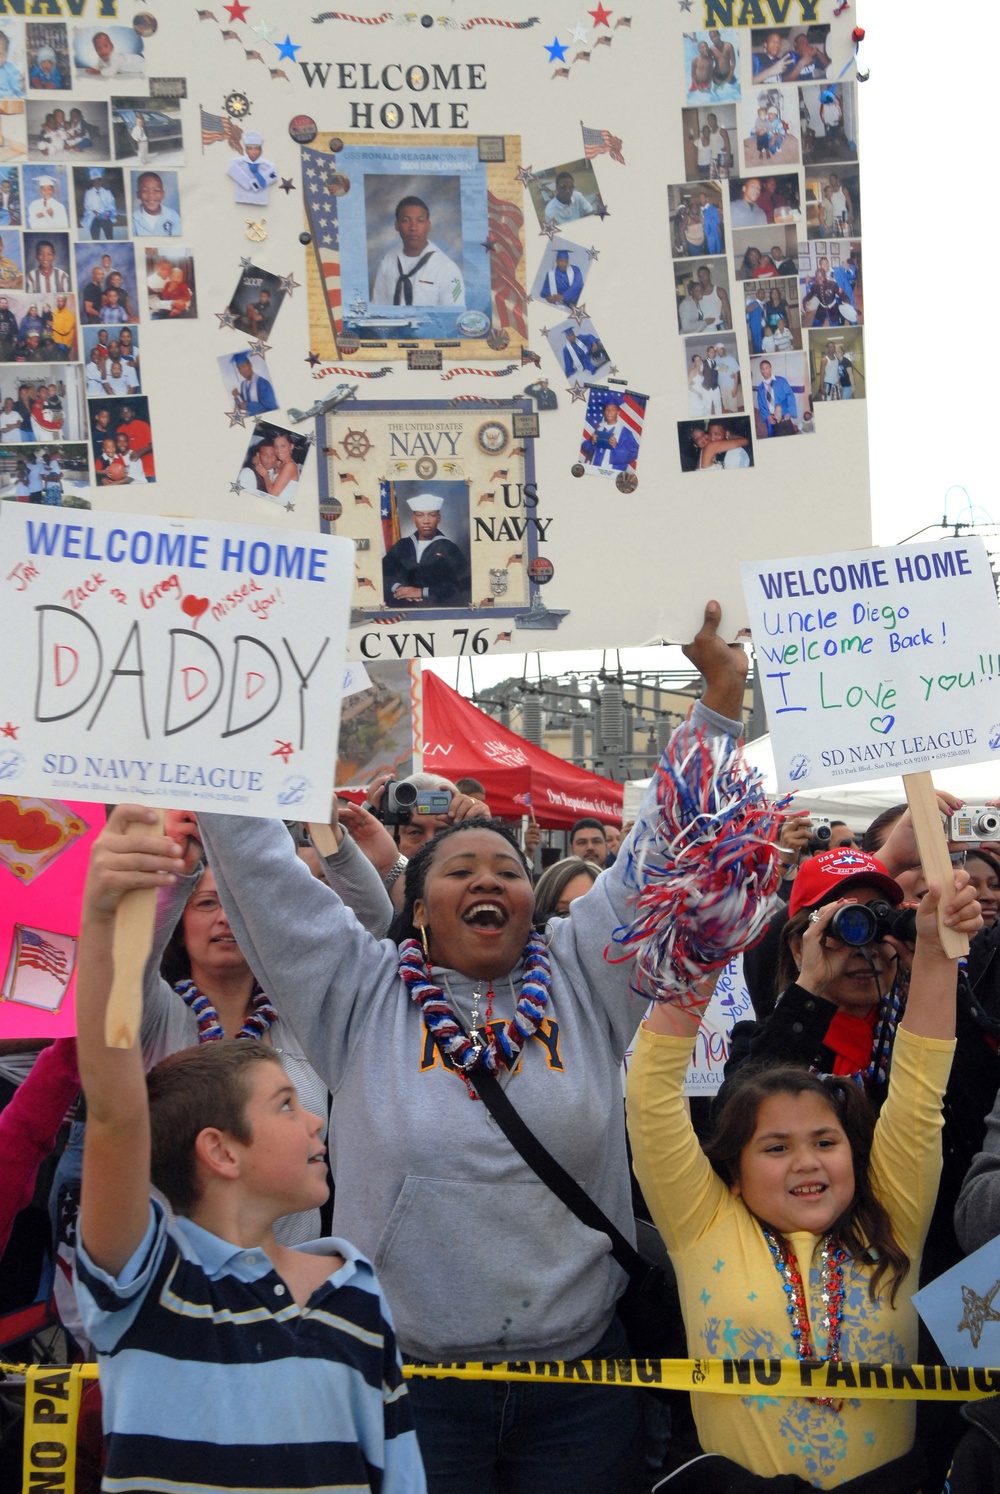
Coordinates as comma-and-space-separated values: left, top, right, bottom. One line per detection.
397, 931, 551, 1099
175, 978, 277, 1042
762, 1227, 847, 1412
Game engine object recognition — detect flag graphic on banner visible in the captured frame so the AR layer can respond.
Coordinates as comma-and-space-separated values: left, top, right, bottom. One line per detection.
380, 480, 400, 557
486, 191, 528, 338
302, 146, 343, 339
2, 924, 77, 1014
200, 108, 242, 149
582, 124, 626, 164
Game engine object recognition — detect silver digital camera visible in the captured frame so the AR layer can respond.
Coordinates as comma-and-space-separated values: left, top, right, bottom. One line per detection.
948, 807, 1000, 842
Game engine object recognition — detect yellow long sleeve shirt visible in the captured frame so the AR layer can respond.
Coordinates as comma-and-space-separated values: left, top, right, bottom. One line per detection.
627, 1023, 954, 1487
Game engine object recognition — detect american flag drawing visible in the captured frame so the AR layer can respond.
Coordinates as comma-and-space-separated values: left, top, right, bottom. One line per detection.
3, 924, 77, 1015
486, 190, 528, 339
18, 928, 69, 981
582, 124, 626, 165
581, 387, 647, 472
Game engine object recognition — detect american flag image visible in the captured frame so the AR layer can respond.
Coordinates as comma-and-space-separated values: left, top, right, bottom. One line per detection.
581, 387, 647, 474
3, 924, 77, 1016
380, 480, 400, 559
18, 928, 68, 981
302, 146, 344, 340
486, 190, 528, 338
200, 107, 242, 148
582, 124, 626, 165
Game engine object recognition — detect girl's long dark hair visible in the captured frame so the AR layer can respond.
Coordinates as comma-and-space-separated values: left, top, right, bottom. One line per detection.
705, 1062, 910, 1305
386, 817, 531, 947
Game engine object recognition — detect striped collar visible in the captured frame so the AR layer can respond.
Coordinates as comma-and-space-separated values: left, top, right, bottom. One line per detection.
172, 1213, 368, 1287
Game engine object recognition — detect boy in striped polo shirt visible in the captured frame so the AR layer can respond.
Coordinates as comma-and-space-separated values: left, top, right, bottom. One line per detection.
73, 804, 426, 1494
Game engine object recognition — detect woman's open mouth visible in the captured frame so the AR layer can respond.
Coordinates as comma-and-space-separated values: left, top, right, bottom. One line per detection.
462, 902, 509, 930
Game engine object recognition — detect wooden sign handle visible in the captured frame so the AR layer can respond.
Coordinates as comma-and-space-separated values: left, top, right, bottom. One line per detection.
308, 821, 339, 858
104, 808, 165, 1049
902, 772, 969, 961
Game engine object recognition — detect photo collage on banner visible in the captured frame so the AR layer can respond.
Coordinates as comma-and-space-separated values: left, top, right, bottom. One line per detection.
0, 3, 868, 658
0, 12, 163, 505
674, 22, 862, 473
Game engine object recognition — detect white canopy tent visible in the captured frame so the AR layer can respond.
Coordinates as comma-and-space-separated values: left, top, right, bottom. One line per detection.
623, 735, 1000, 828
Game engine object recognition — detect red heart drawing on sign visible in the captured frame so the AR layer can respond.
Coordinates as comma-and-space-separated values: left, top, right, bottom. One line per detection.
181, 595, 209, 630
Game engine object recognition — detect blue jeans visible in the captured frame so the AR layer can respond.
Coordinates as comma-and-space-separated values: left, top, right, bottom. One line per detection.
405, 1315, 644, 1494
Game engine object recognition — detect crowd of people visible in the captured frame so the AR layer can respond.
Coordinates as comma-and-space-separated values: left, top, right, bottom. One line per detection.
5, 606, 1000, 1493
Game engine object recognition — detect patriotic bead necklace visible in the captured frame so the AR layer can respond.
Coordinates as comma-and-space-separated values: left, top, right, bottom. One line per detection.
397, 931, 551, 1098
175, 979, 278, 1042
763, 1228, 847, 1412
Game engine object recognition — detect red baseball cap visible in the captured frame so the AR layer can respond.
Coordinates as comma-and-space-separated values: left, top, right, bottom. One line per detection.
789, 847, 904, 917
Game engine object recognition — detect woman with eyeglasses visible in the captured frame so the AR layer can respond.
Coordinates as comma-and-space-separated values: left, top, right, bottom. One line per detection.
532, 856, 599, 924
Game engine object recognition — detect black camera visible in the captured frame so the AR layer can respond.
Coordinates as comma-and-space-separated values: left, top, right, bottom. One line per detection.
827, 900, 917, 947
380, 780, 452, 827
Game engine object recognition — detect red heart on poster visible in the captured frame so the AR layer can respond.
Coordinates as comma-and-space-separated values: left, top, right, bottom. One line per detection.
181, 595, 210, 628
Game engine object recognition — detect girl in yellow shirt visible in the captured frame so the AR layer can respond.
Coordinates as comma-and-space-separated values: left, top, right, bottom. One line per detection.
628, 878, 980, 1491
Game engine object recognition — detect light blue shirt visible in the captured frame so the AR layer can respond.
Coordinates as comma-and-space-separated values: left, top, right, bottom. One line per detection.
76, 1200, 426, 1493
132, 204, 182, 236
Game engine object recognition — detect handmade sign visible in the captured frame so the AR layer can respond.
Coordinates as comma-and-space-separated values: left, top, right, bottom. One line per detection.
0, 0, 869, 656
0, 795, 102, 1037
915, 1232, 1000, 1369
0, 505, 354, 821
621, 954, 752, 1098
684, 953, 752, 1095
742, 537, 1000, 793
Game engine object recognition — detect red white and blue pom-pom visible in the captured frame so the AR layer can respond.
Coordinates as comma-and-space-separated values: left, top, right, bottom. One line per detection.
610, 725, 787, 1007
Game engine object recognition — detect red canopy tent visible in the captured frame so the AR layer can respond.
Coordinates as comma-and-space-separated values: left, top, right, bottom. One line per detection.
422, 672, 623, 829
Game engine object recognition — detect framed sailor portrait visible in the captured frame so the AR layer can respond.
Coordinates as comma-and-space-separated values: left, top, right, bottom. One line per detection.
317, 397, 553, 632
303, 132, 527, 362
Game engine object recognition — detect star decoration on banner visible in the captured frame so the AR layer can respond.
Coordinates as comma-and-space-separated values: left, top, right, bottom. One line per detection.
538, 325, 551, 338
305, 350, 321, 366
278, 177, 296, 194
224, 0, 250, 20
567, 381, 588, 402
593, 198, 610, 219
229, 480, 244, 494
0, 721, 18, 739
544, 36, 568, 61
275, 34, 300, 61
279, 272, 301, 294
567, 302, 589, 326
515, 164, 536, 184
539, 220, 559, 241
240, 255, 253, 269
284, 501, 295, 513
227, 407, 246, 427
482, 236, 496, 252
301, 430, 317, 445
249, 339, 272, 357
253, 17, 275, 40
586, 245, 601, 260
571, 21, 590, 41
678, 0, 693, 9
216, 307, 237, 328
608, 364, 620, 376
589, 3, 613, 23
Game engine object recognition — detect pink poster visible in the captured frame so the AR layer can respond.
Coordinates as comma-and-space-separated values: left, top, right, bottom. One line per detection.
0, 798, 105, 1038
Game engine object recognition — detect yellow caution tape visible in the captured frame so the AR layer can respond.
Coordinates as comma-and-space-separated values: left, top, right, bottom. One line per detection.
21, 1365, 84, 1494
6, 1356, 1000, 1404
